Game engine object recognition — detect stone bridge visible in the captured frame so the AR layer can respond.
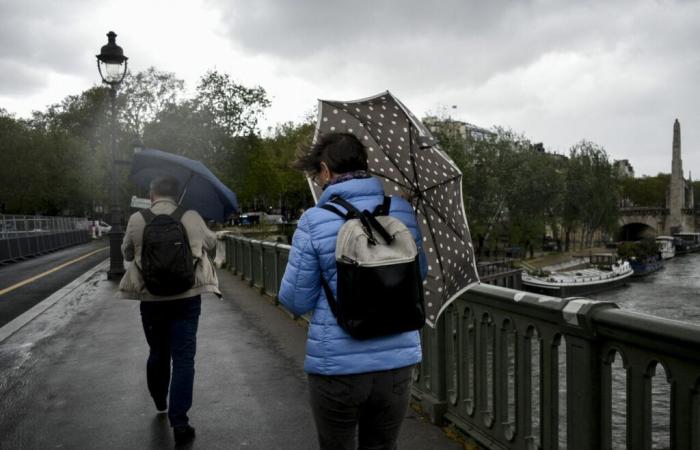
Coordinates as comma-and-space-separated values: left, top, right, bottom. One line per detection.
618, 207, 698, 240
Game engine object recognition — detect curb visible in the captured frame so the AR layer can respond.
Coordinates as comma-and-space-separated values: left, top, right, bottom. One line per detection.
0, 258, 109, 344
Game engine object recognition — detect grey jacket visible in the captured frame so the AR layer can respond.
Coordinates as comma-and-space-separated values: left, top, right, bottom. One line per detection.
118, 198, 221, 301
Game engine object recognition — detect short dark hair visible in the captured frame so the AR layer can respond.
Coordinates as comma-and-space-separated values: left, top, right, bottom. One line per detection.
293, 132, 368, 175
150, 176, 180, 199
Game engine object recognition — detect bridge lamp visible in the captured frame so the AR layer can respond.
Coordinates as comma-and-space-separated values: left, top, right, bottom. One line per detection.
96, 31, 128, 280
96, 31, 128, 87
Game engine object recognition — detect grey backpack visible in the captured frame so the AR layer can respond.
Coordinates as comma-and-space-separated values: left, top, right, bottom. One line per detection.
320, 196, 425, 339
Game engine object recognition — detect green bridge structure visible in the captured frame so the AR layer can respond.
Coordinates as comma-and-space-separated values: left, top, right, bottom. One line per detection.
223, 234, 700, 450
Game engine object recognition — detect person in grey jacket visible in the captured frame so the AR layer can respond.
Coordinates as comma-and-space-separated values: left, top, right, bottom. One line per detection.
119, 175, 219, 445
279, 133, 427, 450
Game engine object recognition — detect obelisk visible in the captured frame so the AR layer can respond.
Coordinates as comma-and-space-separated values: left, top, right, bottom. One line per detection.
668, 119, 684, 233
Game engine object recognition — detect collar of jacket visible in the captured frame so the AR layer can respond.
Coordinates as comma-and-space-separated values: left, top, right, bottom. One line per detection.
317, 176, 384, 206
151, 198, 178, 208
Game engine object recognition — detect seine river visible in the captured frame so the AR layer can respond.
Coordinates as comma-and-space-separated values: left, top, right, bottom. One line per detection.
584, 252, 700, 449
590, 252, 700, 323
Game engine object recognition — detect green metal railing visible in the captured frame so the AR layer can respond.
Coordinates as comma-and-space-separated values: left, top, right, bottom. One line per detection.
222, 234, 700, 450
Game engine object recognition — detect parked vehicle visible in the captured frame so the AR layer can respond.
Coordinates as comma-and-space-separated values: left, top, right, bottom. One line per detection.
91, 220, 111, 236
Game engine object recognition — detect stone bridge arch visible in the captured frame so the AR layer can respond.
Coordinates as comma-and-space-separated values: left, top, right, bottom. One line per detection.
617, 222, 657, 241
618, 208, 667, 240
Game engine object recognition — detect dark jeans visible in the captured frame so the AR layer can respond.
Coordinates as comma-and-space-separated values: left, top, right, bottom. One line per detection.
308, 365, 414, 450
140, 296, 201, 428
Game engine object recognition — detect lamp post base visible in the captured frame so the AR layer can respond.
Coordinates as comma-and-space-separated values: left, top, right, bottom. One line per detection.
107, 227, 125, 281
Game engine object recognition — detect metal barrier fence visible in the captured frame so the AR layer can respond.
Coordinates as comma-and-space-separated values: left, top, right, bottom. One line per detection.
223, 234, 700, 450
0, 215, 90, 263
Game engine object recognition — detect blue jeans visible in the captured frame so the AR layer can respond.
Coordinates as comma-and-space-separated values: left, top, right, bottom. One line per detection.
140, 296, 201, 428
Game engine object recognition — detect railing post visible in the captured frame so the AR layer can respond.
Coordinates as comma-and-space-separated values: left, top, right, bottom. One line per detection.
562, 299, 617, 450
417, 318, 448, 424
258, 241, 265, 294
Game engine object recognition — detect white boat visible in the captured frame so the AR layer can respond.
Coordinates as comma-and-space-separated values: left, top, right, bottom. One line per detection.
655, 236, 676, 260
521, 261, 633, 297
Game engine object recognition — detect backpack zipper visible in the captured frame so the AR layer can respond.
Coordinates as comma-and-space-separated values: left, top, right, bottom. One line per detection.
340, 255, 359, 266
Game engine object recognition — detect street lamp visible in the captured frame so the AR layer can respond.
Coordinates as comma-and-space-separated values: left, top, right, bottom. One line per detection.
97, 31, 128, 280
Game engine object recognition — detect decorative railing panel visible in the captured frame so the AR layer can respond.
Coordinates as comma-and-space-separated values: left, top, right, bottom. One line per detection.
221, 235, 700, 450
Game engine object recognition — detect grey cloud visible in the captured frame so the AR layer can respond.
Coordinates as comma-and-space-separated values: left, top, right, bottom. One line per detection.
0, 59, 45, 95
0, 0, 96, 93
211, 0, 700, 93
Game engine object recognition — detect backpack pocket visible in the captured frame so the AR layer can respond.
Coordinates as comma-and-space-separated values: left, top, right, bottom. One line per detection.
335, 255, 425, 340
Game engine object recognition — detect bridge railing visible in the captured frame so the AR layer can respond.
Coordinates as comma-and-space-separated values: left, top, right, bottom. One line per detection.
0, 215, 90, 263
222, 234, 700, 450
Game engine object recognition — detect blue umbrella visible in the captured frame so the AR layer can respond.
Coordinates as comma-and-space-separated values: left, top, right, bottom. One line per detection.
129, 148, 238, 223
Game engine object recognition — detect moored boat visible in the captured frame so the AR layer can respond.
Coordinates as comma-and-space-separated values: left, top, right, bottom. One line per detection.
629, 254, 663, 277
655, 236, 676, 260
673, 232, 700, 255
521, 261, 633, 297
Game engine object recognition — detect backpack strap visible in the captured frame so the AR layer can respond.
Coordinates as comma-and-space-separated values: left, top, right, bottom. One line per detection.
320, 203, 347, 219
139, 209, 156, 224
325, 196, 361, 219
373, 196, 392, 216
320, 275, 340, 318
140, 206, 188, 223
171, 206, 187, 222
363, 212, 394, 244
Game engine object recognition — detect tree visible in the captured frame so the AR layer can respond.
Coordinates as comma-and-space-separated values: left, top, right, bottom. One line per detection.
0, 110, 97, 215
563, 141, 620, 249
223, 122, 315, 213
195, 70, 271, 137
118, 67, 185, 138
144, 100, 228, 172
621, 174, 670, 208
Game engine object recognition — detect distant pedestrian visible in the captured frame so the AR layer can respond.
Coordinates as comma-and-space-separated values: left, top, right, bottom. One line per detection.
119, 175, 220, 445
279, 133, 428, 450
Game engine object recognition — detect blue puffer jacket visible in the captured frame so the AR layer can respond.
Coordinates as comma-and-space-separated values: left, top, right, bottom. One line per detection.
279, 176, 428, 375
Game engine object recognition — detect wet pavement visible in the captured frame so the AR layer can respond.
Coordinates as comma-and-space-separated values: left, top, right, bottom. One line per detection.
0, 262, 462, 449
0, 239, 109, 327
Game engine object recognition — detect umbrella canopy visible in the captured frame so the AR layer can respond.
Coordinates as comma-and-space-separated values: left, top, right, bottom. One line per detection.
130, 148, 238, 223
312, 91, 479, 327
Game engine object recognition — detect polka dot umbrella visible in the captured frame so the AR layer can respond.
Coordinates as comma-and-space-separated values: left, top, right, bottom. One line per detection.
310, 91, 480, 327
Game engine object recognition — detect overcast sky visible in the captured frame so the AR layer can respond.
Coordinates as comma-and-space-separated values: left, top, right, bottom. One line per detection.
1, 0, 699, 177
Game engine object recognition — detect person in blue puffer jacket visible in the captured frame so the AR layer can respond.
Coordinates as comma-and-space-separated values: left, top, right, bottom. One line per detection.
279, 132, 428, 450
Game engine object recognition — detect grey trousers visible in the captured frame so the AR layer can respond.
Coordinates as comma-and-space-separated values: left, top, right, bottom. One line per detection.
307, 365, 414, 450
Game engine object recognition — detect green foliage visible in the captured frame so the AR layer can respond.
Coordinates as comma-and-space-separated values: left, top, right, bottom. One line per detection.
195, 70, 271, 136
0, 110, 98, 215
227, 122, 315, 213
0, 67, 275, 218
621, 174, 670, 207
562, 140, 620, 249
432, 119, 624, 255
433, 123, 566, 256
119, 67, 185, 137
617, 238, 660, 259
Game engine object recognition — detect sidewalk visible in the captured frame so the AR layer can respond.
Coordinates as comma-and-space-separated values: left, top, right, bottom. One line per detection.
0, 261, 462, 449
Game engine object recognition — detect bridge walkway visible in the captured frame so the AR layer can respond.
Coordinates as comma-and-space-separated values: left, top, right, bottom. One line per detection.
0, 260, 462, 449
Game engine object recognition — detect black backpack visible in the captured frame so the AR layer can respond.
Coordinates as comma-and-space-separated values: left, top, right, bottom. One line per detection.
320, 196, 425, 340
139, 207, 196, 296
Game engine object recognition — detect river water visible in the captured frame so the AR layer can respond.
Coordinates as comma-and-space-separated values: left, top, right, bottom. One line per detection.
590, 252, 700, 323
583, 253, 700, 449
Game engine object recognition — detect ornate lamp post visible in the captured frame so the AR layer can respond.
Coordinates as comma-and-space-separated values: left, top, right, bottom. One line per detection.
96, 31, 128, 280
